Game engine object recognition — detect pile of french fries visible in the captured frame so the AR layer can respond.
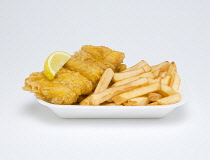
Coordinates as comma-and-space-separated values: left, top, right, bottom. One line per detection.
80, 60, 181, 106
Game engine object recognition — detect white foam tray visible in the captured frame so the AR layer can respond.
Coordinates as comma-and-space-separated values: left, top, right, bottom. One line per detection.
37, 91, 186, 118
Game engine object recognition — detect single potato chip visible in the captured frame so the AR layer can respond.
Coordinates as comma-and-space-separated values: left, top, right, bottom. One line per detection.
157, 84, 176, 97
147, 77, 161, 84
161, 75, 171, 86
112, 76, 140, 87
167, 62, 177, 75
169, 72, 180, 92
94, 68, 114, 94
142, 64, 151, 72
148, 93, 162, 102
113, 67, 145, 82
112, 72, 155, 87
122, 60, 148, 72
157, 93, 181, 105
151, 61, 170, 72
153, 69, 160, 78
159, 71, 167, 78
123, 96, 149, 106
112, 81, 161, 105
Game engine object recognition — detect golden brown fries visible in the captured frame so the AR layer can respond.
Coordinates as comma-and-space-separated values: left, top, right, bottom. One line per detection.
112, 82, 161, 105
112, 76, 140, 87
159, 71, 167, 78
151, 61, 170, 72
101, 103, 122, 106
94, 68, 114, 94
123, 60, 148, 72
157, 84, 176, 97
112, 72, 155, 87
147, 77, 161, 84
153, 69, 160, 78
123, 96, 149, 106
113, 67, 145, 82
89, 78, 148, 105
161, 75, 171, 85
148, 93, 162, 102
157, 93, 181, 105
167, 62, 177, 75
142, 64, 152, 72
81, 59, 181, 106
169, 72, 180, 92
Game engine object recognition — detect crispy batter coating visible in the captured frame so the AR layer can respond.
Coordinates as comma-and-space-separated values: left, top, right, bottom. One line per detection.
23, 69, 93, 105
81, 45, 125, 67
64, 57, 104, 86
65, 45, 125, 84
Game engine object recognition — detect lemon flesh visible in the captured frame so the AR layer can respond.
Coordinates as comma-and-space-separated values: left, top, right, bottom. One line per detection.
43, 51, 71, 80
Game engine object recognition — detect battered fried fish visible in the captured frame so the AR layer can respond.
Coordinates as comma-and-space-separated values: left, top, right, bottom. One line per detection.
64, 45, 125, 85
23, 45, 125, 105
81, 45, 125, 67
23, 68, 93, 105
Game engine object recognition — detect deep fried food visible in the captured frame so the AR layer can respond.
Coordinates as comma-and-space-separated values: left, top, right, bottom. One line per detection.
64, 56, 104, 85
23, 45, 125, 105
112, 82, 161, 105
94, 68, 114, 94
65, 45, 125, 85
23, 68, 93, 105
81, 45, 125, 67
123, 96, 149, 106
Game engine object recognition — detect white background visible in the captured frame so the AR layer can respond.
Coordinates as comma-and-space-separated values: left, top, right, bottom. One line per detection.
1, 0, 210, 160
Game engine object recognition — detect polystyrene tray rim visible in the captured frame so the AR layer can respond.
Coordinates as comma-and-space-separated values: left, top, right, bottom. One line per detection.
37, 97, 186, 109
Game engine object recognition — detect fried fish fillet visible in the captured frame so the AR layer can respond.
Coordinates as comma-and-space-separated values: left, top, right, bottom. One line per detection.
23, 68, 93, 105
64, 45, 125, 85
81, 45, 125, 67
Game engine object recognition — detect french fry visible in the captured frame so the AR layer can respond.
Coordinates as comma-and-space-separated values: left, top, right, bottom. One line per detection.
161, 75, 171, 86
101, 103, 122, 106
90, 78, 148, 105
112, 76, 140, 87
122, 60, 148, 72
142, 64, 151, 72
117, 64, 127, 72
94, 68, 114, 94
140, 72, 155, 78
112, 81, 161, 105
151, 61, 170, 72
106, 99, 114, 102
157, 93, 181, 105
153, 69, 160, 78
169, 72, 180, 92
112, 72, 155, 87
113, 67, 145, 82
157, 84, 176, 97
147, 77, 161, 84
167, 62, 177, 75
159, 71, 167, 78
147, 102, 159, 106
80, 94, 92, 105
148, 93, 162, 102
123, 96, 149, 106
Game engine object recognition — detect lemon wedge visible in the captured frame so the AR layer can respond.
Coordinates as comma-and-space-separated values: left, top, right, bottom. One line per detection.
43, 51, 71, 80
